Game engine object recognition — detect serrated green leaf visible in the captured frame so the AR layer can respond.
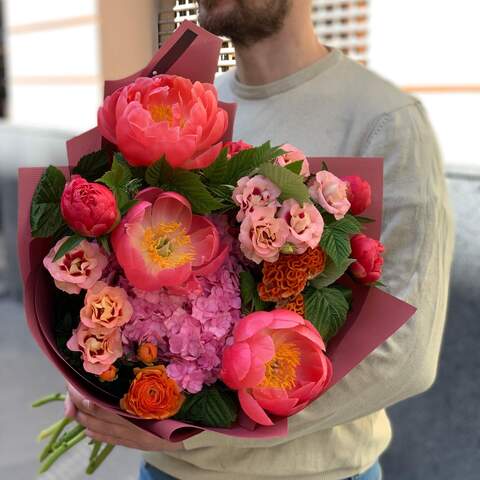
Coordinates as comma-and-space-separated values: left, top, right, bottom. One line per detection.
332, 214, 362, 234
258, 163, 310, 204
203, 148, 229, 184
332, 285, 353, 305
53, 234, 84, 261
224, 142, 283, 185
239, 270, 269, 314
145, 156, 173, 186
30, 166, 66, 238
72, 150, 110, 182
174, 383, 238, 428
320, 226, 351, 266
304, 286, 350, 342
284, 160, 304, 175
310, 257, 356, 289
97, 153, 132, 209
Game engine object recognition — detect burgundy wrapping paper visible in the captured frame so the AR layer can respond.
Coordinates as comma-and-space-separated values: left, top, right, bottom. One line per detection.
18, 21, 416, 442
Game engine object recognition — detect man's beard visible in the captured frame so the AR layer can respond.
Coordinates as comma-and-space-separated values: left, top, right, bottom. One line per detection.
198, 0, 292, 47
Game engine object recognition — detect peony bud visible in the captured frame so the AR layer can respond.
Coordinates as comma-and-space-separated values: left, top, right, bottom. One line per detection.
342, 175, 372, 215
349, 234, 385, 284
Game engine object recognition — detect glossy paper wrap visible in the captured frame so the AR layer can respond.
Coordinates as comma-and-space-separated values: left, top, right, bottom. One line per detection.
18, 21, 416, 442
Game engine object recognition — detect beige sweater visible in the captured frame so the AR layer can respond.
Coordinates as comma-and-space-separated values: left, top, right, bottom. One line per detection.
145, 48, 455, 479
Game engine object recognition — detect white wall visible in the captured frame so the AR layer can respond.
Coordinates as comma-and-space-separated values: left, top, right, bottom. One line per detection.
369, 0, 480, 171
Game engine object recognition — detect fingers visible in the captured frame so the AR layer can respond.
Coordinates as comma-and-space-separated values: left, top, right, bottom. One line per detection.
77, 411, 131, 440
86, 430, 140, 449
64, 393, 76, 419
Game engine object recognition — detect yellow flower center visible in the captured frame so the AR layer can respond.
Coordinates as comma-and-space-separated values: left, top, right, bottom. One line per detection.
260, 342, 301, 390
149, 104, 174, 124
142, 223, 195, 269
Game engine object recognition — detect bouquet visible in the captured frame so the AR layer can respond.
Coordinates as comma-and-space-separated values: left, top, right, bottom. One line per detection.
18, 21, 416, 475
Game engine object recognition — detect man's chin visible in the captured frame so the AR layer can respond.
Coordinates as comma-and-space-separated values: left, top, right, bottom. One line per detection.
199, 0, 236, 18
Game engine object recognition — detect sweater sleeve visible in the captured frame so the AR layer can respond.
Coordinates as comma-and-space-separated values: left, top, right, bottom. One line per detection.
183, 100, 455, 450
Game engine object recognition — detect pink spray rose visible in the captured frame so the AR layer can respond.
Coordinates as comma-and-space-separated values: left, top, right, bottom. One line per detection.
67, 324, 123, 375
349, 234, 385, 284
232, 175, 281, 222
80, 281, 133, 329
221, 309, 332, 426
43, 237, 108, 294
342, 175, 372, 215
275, 144, 310, 177
97, 75, 228, 169
61, 176, 120, 237
224, 140, 253, 159
239, 206, 289, 264
309, 171, 351, 220
278, 199, 324, 254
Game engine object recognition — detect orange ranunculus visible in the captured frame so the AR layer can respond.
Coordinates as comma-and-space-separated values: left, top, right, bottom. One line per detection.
99, 365, 118, 382
120, 365, 184, 420
137, 342, 158, 364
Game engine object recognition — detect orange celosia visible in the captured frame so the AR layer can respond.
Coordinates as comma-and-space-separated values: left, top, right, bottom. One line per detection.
120, 365, 184, 420
137, 342, 158, 364
278, 294, 305, 317
258, 247, 326, 302
99, 365, 118, 382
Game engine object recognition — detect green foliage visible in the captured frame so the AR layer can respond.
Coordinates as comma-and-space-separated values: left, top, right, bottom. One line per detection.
356, 216, 375, 224
175, 383, 238, 428
239, 270, 270, 315
53, 234, 84, 262
310, 257, 355, 289
304, 286, 351, 342
98, 235, 111, 254
72, 150, 110, 182
284, 160, 304, 175
202, 148, 229, 184
30, 166, 66, 238
96, 153, 132, 209
257, 163, 310, 203
145, 157, 223, 214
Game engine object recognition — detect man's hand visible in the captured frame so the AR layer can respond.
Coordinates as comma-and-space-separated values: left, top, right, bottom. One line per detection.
65, 384, 184, 452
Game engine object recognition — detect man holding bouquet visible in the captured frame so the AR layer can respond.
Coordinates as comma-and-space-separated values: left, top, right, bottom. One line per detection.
67, 1, 454, 479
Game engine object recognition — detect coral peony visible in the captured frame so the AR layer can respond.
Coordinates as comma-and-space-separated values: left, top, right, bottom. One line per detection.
43, 237, 108, 294
278, 199, 324, 254
309, 171, 351, 220
224, 140, 253, 159
221, 309, 332, 426
61, 176, 119, 237
349, 234, 385, 284
233, 175, 281, 222
275, 144, 310, 177
342, 175, 372, 215
111, 189, 228, 291
239, 206, 289, 264
67, 324, 123, 375
120, 365, 184, 420
98, 75, 228, 169
80, 281, 133, 329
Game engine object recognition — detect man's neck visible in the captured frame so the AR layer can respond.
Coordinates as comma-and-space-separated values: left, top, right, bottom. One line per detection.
234, 12, 327, 86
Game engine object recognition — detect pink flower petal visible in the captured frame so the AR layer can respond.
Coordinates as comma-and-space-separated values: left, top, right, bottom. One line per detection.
234, 311, 273, 342
238, 389, 274, 426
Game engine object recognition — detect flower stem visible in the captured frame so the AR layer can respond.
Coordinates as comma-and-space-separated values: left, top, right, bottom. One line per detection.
32, 392, 66, 408
89, 440, 102, 462
86, 443, 115, 475
37, 418, 66, 442
54, 424, 85, 449
38, 431, 87, 474
39, 417, 72, 462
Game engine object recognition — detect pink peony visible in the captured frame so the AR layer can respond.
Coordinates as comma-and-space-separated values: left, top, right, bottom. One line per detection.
278, 199, 324, 254
221, 309, 332, 426
341, 175, 372, 215
111, 189, 229, 291
224, 140, 253, 159
43, 237, 108, 294
239, 206, 289, 264
349, 234, 385, 284
97, 75, 228, 169
275, 144, 310, 177
61, 176, 120, 238
67, 324, 123, 375
80, 281, 133, 329
232, 175, 281, 222
309, 171, 351, 220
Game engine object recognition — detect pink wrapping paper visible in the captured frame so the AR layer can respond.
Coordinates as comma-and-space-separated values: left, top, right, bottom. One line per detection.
18, 21, 416, 442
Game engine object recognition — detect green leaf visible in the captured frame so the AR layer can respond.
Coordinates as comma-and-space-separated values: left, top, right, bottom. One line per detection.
304, 286, 350, 342
310, 257, 356, 289
30, 166, 66, 238
284, 160, 304, 175
356, 215, 376, 224
239, 271, 270, 314
97, 153, 132, 209
373, 280, 387, 288
72, 150, 110, 182
53, 234, 84, 262
203, 148, 229, 184
120, 199, 138, 216
223, 142, 283, 185
174, 383, 238, 428
98, 235, 111, 254
332, 285, 353, 305
258, 163, 310, 204
145, 156, 173, 187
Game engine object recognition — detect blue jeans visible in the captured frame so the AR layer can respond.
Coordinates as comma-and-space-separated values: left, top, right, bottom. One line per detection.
139, 460, 382, 480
